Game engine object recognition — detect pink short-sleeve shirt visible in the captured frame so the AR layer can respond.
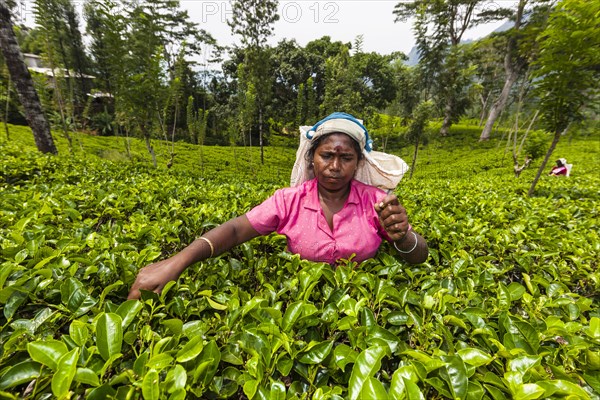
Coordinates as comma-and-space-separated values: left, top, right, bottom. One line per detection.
246, 178, 390, 264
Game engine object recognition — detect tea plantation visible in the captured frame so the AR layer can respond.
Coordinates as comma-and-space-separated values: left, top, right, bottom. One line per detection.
0, 124, 599, 399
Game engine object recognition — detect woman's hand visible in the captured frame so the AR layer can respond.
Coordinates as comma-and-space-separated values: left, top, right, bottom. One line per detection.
375, 194, 429, 264
127, 258, 184, 300
127, 216, 261, 300
374, 194, 409, 242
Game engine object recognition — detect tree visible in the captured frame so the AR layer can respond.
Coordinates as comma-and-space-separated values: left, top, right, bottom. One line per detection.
0, 0, 56, 154
305, 36, 351, 113
322, 45, 359, 116
406, 101, 434, 178
527, 0, 600, 196
295, 81, 305, 126
229, 0, 279, 164
83, 0, 127, 96
266, 37, 351, 128
236, 62, 257, 149
82, 0, 214, 161
463, 36, 506, 126
386, 61, 420, 121
352, 50, 403, 115
0, 63, 9, 139
186, 95, 209, 168
479, 0, 552, 140
394, 0, 510, 136
270, 39, 319, 127
34, 0, 91, 120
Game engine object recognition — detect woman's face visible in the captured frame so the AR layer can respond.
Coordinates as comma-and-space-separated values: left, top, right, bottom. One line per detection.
313, 133, 360, 192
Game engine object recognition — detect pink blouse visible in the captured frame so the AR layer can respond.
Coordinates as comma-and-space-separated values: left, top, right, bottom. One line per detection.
246, 178, 390, 264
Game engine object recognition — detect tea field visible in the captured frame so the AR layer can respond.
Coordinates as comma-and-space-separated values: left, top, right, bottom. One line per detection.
0, 124, 599, 399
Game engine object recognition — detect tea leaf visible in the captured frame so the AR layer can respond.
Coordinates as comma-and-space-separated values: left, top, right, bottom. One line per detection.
360, 376, 388, 399
142, 369, 160, 400
60, 278, 97, 317
27, 340, 68, 371
176, 336, 204, 363
439, 355, 468, 400
298, 340, 333, 364
115, 299, 143, 330
348, 346, 387, 400
96, 312, 123, 361
74, 368, 100, 386
457, 348, 493, 367
0, 361, 41, 390
51, 348, 78, 399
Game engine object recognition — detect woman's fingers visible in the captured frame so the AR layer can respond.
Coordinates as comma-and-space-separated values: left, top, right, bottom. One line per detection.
374, 194, 400, 212
375, 194, 409, 239
127, 262, 171, 300
377, 205, 408, 228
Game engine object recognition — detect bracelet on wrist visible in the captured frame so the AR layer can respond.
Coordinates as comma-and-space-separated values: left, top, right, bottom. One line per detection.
393, 231, 418, 254
198, 236, 214, 258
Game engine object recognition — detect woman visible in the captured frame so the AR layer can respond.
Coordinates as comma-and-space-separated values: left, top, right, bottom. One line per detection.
549, 158, 571, 176
128, 112, 428, 299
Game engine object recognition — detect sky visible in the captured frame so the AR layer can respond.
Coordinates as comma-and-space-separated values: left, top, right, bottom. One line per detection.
14, 0, 510, 65
181, 0, 511, 64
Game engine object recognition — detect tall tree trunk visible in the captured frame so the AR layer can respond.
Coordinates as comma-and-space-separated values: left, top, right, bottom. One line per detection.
139, 120, 157, 167
0, 1, 57, 154
171, 101, 178, 156
480, 69, 520, 141
439, 97, 453, 136
528, 129, 562, 196
47, 57, 73, 151
144, 133, 157, 168
120, 125, 131, 160
409, 136, 419, 179
3, 71, 9, 140
479, 0, 526, 141
259, 105, 264, 165
478, 93, 490, 127
66, 9, 88, 108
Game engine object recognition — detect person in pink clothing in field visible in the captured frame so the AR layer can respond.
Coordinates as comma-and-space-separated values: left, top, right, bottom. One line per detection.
128, 112, 428, 299
549, 158, 571, 176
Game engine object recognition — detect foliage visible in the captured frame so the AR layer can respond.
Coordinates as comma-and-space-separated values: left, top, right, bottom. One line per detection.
3, 0, 597, 155
393, 0, 509, 135
228, 0, 279, 164
527, 0, 600, 196
406, 101, 434, 146
523, 130, 550, 159
0, 3, 57, 154
1, 124, 599, 399
530, 0, 600, 134
405, 100, 435, 178
33, 0, 92, 108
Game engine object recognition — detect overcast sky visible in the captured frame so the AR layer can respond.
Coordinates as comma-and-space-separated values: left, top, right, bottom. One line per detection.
184, 1, 510, 63
15, 0, 510, 65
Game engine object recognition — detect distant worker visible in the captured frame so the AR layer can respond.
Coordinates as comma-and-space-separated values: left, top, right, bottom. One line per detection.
128, 112, 428, 299
549, 158, 572, 176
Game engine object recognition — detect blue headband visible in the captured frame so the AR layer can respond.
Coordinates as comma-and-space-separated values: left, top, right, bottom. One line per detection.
306, 112, 373, 152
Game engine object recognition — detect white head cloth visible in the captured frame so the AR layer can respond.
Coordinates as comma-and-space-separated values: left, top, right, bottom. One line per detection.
290, 112, 409, 191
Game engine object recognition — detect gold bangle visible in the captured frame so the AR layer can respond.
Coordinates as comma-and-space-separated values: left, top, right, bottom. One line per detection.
198, 236, 214, 258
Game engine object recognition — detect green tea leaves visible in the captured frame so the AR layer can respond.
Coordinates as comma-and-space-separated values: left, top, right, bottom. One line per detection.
96, 313, 123, 361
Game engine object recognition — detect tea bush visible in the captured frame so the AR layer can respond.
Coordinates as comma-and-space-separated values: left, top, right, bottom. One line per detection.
0, 125, 598, 399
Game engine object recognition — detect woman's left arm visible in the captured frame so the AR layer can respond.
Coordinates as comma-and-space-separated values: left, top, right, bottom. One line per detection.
375, 194, 429, 264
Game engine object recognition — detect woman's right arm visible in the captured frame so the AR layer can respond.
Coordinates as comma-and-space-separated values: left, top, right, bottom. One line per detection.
127, 215, 261, 299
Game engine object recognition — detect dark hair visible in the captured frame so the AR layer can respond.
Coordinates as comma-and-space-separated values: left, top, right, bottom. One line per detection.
305, 132, 364, 168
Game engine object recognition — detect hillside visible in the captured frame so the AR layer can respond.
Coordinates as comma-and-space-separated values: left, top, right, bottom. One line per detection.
1, 123, 599, 399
